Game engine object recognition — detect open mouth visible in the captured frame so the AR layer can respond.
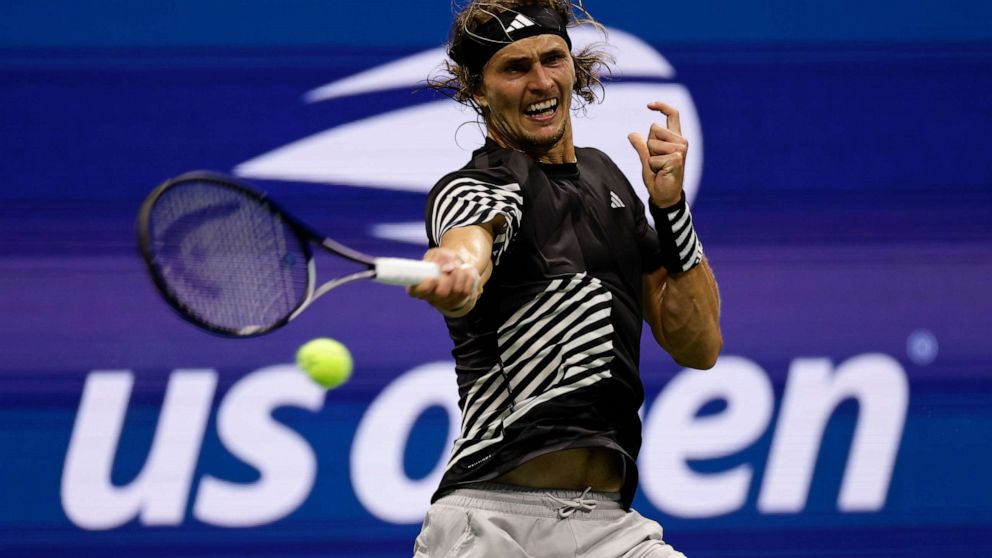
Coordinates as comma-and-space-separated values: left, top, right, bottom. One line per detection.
524, 98, 559, 120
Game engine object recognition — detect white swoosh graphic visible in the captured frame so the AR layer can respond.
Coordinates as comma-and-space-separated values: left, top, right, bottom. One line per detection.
234, 26, 702, 246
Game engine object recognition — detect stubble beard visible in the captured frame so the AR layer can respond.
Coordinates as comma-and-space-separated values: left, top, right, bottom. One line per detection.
488, 112, 569, 155
524, 120, 568, 151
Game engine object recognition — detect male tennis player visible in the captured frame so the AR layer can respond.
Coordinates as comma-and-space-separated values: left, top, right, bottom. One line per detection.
407, 1, 721, 555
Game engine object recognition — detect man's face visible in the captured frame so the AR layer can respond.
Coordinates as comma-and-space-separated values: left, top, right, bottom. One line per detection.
475, 34, 576, 158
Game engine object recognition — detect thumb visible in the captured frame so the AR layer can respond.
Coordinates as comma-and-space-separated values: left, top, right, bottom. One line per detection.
628, 132, 652, 183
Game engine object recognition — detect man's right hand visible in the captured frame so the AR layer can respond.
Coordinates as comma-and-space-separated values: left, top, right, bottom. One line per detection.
407, 246, 483, 317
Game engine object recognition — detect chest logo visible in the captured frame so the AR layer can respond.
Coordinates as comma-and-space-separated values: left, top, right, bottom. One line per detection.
610, 191, 626, 209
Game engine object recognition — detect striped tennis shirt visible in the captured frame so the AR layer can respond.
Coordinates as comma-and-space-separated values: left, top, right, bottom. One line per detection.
426, 139, 665, 509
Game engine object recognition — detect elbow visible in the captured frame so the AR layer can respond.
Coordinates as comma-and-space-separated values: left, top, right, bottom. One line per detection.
673, 331, 723, 370
693, 343, 722, 370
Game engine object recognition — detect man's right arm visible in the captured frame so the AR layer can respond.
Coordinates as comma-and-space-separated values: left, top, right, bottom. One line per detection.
413, 166, 522, 317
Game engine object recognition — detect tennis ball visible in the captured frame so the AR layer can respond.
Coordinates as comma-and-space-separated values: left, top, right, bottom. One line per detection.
296, 338, 352, 389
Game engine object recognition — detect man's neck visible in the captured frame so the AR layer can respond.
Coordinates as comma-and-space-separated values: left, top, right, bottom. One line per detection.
486, 129, 576, 164
531, 140, 576, 165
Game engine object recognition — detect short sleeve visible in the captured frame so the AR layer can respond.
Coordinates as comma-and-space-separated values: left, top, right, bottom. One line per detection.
426, 174, 524, 265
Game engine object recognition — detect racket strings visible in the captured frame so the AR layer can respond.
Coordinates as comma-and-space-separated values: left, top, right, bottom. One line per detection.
148, 181, 310, 333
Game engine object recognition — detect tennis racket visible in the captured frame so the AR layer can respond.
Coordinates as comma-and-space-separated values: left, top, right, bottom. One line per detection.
137, 171, 438, 337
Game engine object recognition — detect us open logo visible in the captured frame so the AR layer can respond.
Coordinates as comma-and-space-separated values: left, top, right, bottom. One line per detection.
234, 26, 704, 244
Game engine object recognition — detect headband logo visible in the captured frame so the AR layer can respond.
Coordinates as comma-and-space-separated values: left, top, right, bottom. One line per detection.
507, 14, 536, 33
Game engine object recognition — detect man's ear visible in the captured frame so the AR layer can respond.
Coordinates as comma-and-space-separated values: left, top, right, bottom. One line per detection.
474, 92, 488, 109
472, 83, 488, 109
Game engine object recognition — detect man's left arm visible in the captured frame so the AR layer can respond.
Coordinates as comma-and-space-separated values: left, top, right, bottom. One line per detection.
642, 260, 722, 369
629, 101, 723, 369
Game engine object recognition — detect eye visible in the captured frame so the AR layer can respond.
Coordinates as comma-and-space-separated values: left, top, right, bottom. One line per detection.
543, 53, 566, 66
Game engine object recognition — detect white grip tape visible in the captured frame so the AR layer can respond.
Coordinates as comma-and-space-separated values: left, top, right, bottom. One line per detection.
373, 258, 440, 286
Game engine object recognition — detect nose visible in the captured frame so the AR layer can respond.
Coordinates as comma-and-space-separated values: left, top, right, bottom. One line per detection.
528, 63, 554, 92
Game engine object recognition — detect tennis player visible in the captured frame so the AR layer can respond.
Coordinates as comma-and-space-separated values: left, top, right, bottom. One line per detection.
407, 1, 722, 555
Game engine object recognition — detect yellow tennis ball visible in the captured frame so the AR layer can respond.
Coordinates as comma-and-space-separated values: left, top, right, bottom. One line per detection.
296, 338, 352, 389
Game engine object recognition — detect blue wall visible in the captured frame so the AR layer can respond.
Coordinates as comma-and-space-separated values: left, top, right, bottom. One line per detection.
2, 1, 992, 46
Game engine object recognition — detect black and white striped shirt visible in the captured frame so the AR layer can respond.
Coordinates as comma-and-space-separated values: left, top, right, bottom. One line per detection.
425, 139, 665, 509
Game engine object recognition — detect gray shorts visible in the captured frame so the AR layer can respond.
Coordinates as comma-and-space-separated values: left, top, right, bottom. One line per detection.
413, 483, 686, 558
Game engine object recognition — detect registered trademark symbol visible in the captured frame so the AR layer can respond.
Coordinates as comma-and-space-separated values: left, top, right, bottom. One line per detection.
906, 329, 938, 366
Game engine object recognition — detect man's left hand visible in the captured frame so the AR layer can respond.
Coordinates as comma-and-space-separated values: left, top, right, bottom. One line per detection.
627, 101, 688, 208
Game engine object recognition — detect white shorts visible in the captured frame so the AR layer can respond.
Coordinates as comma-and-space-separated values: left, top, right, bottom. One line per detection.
413, 483, 687, 558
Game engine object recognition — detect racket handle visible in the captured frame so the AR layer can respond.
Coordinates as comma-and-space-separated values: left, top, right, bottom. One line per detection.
374, 258, 440, 286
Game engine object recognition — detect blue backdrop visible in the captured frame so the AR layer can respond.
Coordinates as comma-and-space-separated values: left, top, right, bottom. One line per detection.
1, 2, 991, 557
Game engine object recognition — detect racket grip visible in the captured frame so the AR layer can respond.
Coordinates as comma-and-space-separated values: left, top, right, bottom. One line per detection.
374, 258, 440, 286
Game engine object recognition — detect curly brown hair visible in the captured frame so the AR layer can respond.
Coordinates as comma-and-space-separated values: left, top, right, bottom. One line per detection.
428, 0, 613, 116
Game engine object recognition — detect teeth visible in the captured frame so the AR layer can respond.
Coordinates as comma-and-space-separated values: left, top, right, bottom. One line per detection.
526, 98, 558, 113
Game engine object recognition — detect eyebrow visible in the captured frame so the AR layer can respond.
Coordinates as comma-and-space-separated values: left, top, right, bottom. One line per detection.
498, 47, 569, 66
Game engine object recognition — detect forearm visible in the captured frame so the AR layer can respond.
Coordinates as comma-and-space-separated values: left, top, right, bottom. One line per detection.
644, 259, 722, 369
439, 226, 494, 284
436, 226, 494, 316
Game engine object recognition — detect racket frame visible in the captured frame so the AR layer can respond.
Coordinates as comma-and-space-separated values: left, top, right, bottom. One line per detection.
137, 171, 381, 337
